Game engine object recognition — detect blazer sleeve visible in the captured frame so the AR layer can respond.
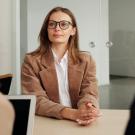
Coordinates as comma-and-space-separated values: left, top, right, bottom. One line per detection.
77, 54, 99, 108
21, 55, 65, 119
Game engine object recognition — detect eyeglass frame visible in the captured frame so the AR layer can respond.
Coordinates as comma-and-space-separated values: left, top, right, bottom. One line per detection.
47, 20, 73, 30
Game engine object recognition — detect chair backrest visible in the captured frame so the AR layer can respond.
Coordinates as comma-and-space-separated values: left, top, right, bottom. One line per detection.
0, 74, 12, 94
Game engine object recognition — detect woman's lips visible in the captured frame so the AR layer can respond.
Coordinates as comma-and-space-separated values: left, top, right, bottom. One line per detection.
53, 34, 63, 37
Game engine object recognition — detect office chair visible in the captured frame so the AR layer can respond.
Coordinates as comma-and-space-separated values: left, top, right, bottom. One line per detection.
0, 74, 12, 94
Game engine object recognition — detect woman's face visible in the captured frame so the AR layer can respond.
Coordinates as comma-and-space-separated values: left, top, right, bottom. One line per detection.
47, 11, 76, 46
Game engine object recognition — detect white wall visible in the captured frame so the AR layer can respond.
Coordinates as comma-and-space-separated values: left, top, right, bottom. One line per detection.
27, 0, 49, 52
0, 0, 12, 74
20, 0, 27, 64
0, 0, 21, 94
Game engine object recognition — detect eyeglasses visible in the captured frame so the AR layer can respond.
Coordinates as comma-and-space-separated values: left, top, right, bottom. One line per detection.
48, 20, 73, 30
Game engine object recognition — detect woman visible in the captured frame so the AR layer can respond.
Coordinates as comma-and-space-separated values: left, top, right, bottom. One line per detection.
21, 7, 100, 126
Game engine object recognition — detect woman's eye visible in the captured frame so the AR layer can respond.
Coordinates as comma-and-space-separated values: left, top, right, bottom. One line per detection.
61, 22, 68, 27
49, 22, 55, 27
61, 22, 67, 26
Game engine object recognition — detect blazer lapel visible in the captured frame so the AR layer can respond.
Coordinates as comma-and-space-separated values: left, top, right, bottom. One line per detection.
38, 50, 84, 107
39, 50, 60, 103
68, 56, 84, 108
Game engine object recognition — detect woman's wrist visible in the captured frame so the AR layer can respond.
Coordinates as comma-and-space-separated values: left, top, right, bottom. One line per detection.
60, 107, 77, 121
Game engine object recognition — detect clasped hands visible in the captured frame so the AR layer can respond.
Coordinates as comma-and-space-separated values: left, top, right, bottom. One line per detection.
76, 102, 101, 126
61, 102, 101, 126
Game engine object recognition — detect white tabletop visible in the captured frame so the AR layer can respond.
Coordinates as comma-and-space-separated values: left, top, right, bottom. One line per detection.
34, 109, 129, 135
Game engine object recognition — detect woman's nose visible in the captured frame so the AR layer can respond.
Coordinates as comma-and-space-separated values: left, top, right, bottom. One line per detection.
55, 23, 61, 30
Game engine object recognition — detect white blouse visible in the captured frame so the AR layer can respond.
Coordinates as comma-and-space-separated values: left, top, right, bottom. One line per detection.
52, 50, 72, 107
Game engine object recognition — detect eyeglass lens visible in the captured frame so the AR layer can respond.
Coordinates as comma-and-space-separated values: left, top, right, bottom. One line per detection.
48, 20, 72, 30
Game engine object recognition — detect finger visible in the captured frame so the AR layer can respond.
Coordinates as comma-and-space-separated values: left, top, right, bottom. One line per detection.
82, 110, 99, 117
76, 119, 89, 126
87, 118, 96, 124
90, 108, 101, 116
85, 103, 97, 110
80, 111, 92, 119
82, 114, 99, 120
85, 103, 99, 114
76, 109, 99, 121
79, 113, 96, 121
86, 102, 92, 107
79, 108, 101, 120
86, 102, 92, 108
76, 118, 96, 126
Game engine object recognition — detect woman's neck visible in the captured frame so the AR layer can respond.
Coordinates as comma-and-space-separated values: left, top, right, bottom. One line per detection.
51, 43, 68, 60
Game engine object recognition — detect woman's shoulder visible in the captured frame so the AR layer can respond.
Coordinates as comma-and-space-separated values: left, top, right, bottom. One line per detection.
22, 53, 43, 73
23, 53, 41, 64
79, 51, 94, 62
78, 51, 96, 68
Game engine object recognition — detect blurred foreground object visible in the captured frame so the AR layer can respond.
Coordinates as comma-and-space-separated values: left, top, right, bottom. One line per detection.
0, 92, 15, 135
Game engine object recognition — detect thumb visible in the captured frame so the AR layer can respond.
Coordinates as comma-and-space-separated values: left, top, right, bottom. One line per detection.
86, 102, 92, 108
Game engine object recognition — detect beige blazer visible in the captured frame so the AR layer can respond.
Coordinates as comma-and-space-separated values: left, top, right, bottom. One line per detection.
21, 50, 99, 119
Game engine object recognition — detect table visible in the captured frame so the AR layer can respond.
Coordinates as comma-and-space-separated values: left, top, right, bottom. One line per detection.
34, 109, 129, 135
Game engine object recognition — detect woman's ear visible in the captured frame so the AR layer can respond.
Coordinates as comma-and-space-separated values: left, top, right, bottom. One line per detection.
71, 27, 76, 36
